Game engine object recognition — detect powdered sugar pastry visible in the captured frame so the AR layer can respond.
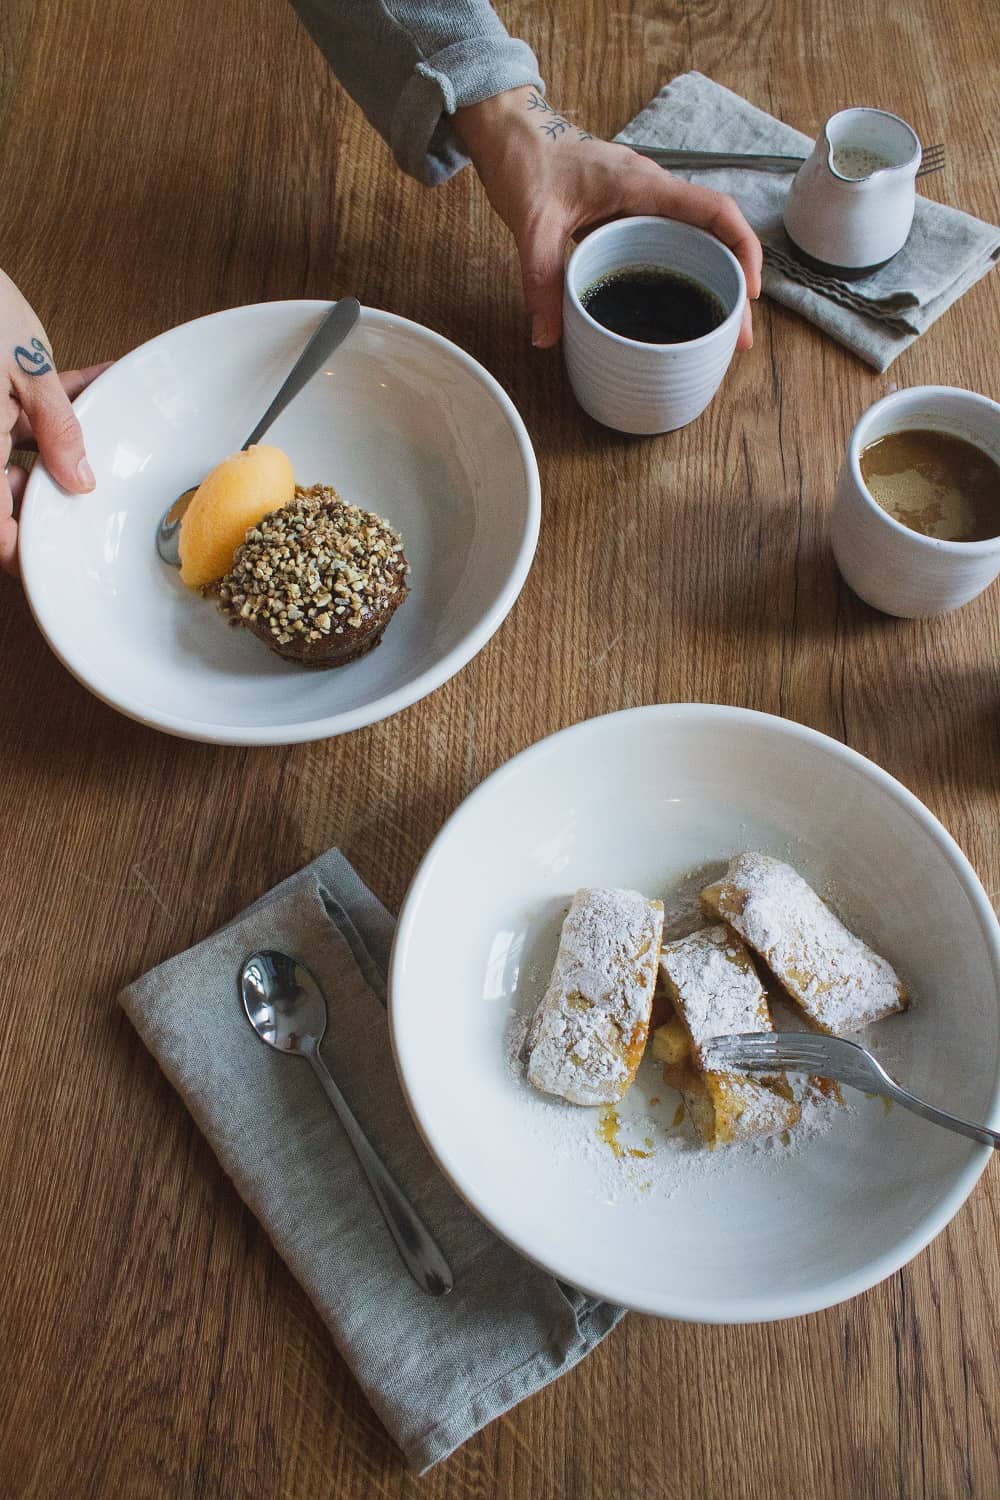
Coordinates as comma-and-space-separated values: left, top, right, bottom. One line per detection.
701, 852, 907, 1033
525, 887, 663, 1106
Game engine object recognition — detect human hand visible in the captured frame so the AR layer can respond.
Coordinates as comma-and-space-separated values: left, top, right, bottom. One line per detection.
454, 86, 762, 351
1, 268, 108, 576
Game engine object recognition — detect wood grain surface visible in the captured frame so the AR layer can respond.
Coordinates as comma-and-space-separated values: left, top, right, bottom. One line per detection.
1, 1, 998, 1496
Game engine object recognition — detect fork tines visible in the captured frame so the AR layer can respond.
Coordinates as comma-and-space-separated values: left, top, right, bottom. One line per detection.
702, 1033, 827, 1073
917, 142, 946, 178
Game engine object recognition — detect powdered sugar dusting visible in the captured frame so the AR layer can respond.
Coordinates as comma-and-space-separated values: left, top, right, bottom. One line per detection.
659, 861, 725, 940
505, 1018, 846, 1204
710, 1075, 799, 1137
660, 926, 769, 1048
703, 853, 907, 1033
525, 888, 663, 1106
502, 856, 908, 1204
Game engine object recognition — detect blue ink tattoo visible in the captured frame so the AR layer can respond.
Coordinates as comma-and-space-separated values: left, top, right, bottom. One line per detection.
526, 92, 593, 142
14, 338, 53, 376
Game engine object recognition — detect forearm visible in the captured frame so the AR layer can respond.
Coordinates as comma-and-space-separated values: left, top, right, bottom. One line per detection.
288, 0, 543, 185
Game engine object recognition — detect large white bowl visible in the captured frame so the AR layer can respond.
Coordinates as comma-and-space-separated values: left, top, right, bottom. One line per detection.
390, 705, 1000, 1322
20, 302, 540, 744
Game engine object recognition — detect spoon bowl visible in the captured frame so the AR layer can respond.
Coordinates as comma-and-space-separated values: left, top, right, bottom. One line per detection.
156, 295, 361, 566
241, 949, 327, 1053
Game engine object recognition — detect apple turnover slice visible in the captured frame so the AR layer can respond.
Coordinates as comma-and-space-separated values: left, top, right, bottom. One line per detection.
700, 853, 907, 1034
525, 888, 663, 1106
653, 925, 799, 1147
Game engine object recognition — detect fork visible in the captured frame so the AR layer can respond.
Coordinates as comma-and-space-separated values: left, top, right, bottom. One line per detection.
629, 143, 946, 179
699, 1033, 998, 1148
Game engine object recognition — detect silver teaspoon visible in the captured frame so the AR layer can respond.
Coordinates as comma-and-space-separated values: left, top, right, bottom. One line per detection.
240, 949, 453, 1296
156, 297, 362, 567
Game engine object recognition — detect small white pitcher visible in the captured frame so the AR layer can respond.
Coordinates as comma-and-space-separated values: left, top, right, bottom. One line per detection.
783, 108, 920, 279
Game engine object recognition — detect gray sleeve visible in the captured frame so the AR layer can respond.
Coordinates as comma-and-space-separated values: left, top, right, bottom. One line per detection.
289, 1, 544, 186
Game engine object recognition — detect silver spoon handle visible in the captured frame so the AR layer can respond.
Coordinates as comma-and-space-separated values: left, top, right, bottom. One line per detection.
306, 1047, 454, 1295
241, 297, 361, 450
885, 1082, 1000, 1149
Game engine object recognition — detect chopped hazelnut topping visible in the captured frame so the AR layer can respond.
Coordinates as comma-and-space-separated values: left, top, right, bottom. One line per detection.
216, 484, 409, 649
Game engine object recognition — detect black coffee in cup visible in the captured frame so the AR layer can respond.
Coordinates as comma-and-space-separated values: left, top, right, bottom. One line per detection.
580, 265, 726, 344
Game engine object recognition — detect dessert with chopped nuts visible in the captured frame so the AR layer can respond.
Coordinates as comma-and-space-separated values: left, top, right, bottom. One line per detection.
216, 484, 409, 667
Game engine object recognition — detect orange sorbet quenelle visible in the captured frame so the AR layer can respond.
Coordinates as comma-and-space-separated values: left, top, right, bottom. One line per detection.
178, 445, 295, 588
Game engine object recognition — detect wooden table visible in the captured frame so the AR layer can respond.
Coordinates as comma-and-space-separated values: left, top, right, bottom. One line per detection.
2, 1, 998, 1495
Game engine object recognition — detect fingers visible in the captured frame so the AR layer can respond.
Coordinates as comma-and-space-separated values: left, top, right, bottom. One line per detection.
0, 361, 107, 577
14, 368, 95, 493
703, 193, 763, 305
1, 466, 28, 577
52, 361, 112, 404
10, 363, 111, 450
516, 210, 572, 349
0, 471, 19, 576
7, 464, 27, 507
637, 170, 763, 300
737, 300, 753, 352
615, 166, 761, 348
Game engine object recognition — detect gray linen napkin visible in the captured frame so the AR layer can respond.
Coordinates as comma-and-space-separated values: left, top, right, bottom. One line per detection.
616, 72, 1000, 371
119, 849, 622, 1474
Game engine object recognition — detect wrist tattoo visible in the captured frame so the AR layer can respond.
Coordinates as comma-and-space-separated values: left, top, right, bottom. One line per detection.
14, 338, 53, 376
525, 90, 593, 142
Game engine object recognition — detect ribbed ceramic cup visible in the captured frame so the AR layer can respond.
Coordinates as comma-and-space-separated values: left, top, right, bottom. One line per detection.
563, 217, 746, 435
832, 386, 1000, 618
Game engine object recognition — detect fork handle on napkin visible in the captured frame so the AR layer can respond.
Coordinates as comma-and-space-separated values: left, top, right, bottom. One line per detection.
617, 73, 1000, 370
629, 145, 803, 172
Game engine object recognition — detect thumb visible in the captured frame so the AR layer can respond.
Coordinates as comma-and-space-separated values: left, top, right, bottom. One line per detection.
517, 211, 570, 349
16, 368, 94, 493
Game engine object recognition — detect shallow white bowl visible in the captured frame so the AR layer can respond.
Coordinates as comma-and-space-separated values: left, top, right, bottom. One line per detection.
390, 705, 1000, 1322
20, 301, 540, 744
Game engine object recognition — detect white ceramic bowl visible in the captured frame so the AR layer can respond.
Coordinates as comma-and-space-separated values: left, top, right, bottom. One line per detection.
390, 705, 1000, 1322
832, 385, 1000, 617
562, 217, 745, 434
20, 301, 540, 744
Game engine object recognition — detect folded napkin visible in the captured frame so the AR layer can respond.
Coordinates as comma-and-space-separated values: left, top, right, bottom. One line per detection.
119, 849, 622, 1473
617, 72, 1000, 370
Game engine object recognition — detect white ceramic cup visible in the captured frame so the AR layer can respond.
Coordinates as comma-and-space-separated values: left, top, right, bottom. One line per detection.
562, 216, 746, 434
831, 386, 1000, 617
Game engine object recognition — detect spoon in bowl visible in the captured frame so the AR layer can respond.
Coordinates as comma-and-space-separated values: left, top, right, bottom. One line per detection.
156, 296, 362, 567
240, 949, 454, 1296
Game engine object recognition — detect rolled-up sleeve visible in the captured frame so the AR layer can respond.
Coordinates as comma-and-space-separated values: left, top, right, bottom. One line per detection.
289, 1, 544, 185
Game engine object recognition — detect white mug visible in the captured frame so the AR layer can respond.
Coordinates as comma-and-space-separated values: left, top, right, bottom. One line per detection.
562, 216, 746, 435
831, 386, 1000, 617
